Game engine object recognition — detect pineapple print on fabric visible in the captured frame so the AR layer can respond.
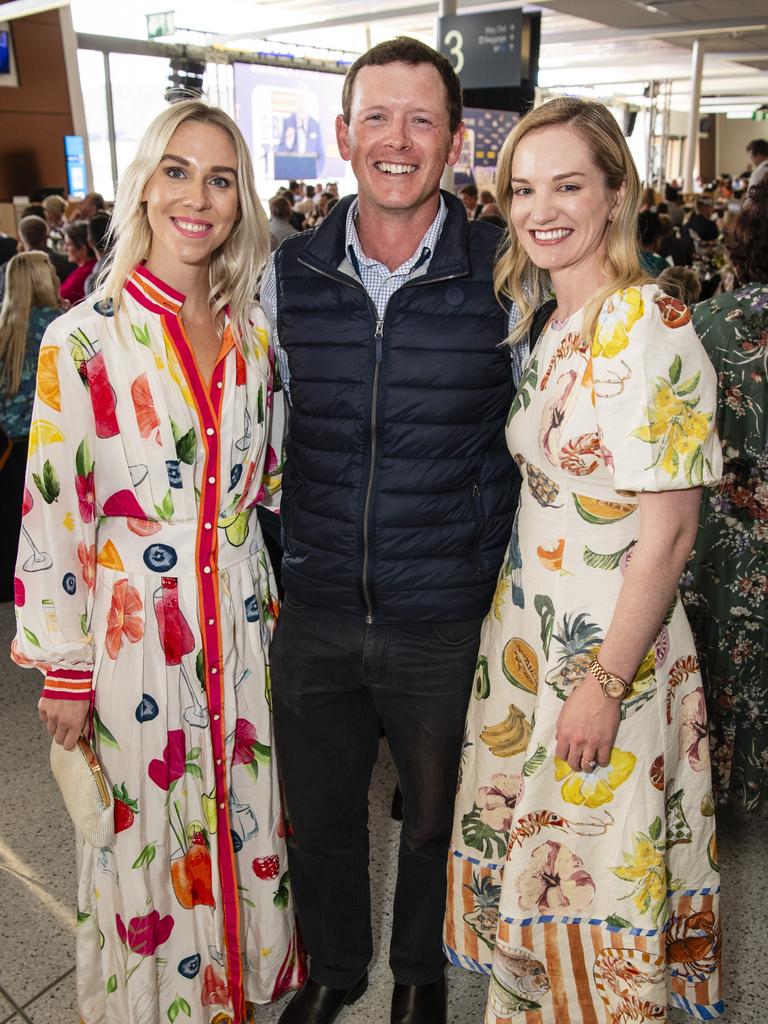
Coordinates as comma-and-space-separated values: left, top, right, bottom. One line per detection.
446, 285, 725, 1022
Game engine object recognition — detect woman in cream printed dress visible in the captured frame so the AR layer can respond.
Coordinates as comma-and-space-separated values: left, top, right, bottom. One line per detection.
11, 102, 303, 1024
445, 98, 724, 1023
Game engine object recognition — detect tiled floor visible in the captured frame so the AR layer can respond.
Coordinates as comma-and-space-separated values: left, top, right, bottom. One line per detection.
0, 598, 765, 1023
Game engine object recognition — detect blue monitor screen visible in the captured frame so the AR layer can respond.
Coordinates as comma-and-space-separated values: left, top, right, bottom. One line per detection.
64, 135, 87, 197
0, 31, 10, 75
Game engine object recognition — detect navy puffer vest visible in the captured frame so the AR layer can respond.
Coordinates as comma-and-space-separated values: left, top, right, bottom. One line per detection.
275, 190, 519, 622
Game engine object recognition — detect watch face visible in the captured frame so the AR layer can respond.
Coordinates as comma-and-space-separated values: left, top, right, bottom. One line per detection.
603, 677, 627, 699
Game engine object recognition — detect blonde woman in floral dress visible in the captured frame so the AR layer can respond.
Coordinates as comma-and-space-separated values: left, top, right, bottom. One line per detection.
445, 98, 724, 1023
11, 102, 303, 1023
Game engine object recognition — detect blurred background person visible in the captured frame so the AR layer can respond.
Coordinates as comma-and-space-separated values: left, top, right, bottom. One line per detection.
458, 182, 483, 219
681, 179, 768, 812
60, 221, 96, 305
77, 191, 105, 220
745, 138, 768, 191
476, 201, 505, 229
683, 193, 719, 244
639, 184, 657, 211
42, 194, 68, 252
657, 265, 701, 306
0, 251, 63, 599
84, 212, 111, 295
269, 193, 299, 247
658, 211, 695, 267
0, 215, 69, 303
637, 209, 668, 276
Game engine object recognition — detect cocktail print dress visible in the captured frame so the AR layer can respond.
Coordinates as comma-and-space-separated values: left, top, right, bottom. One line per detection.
12, 265, 304, 1024
445, 285, 725, 1023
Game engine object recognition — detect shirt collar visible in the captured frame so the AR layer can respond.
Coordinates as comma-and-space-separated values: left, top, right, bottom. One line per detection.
127, 263, 185, 316
344, 195, 447, 277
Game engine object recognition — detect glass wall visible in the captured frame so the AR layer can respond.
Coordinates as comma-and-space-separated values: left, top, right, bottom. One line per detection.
76, 49, 111, 199
109, 53, 171, 189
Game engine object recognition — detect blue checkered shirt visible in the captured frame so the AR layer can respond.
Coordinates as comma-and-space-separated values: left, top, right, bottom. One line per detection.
260, 196, 524, 399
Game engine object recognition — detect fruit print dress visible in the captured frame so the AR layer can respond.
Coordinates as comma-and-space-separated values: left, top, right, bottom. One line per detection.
11, 266, 304, 1024
445, 285, 725, 1023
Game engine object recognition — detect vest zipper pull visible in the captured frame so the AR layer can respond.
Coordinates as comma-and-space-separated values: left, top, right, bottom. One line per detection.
375, 319, 384, 362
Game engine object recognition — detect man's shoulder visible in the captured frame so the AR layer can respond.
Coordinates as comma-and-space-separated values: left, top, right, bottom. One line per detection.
465, 217, 505, 263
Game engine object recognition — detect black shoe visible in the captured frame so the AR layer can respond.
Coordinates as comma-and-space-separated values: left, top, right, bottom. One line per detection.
278, 975, 368, 1024
391, 976, 446, 1024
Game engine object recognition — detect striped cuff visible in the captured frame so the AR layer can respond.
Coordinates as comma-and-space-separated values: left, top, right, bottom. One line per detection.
41, 667, 93, 701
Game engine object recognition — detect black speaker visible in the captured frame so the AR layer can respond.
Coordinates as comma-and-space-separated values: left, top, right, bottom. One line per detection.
622, 110, 638, 137
166, 59, 205, 102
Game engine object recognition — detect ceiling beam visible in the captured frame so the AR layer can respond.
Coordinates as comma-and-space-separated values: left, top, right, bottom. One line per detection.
209, 0, 531, 42
542, 16, 768, 45
0, 0, 69, 19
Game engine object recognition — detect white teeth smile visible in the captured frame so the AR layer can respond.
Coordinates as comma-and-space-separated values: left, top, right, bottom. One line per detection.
534, 228, 572, 240
173, 219, 211, 233
376, 162, 417, 174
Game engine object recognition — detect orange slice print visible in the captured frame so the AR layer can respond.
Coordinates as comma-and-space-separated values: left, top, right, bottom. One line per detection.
96, 539, 124, 571
36, 346, 61, 411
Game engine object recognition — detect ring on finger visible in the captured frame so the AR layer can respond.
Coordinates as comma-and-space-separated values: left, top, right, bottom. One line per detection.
581, 757, 597, 772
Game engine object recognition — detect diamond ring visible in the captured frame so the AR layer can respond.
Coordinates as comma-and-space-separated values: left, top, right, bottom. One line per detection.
582, 758, 597, 771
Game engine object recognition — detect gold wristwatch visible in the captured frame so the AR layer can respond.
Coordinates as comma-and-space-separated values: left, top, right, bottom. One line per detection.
588, 657, 631, 700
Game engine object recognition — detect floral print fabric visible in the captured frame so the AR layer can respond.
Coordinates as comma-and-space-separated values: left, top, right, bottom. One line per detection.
446, 285, 724, 1023
680, 282, 768, 810
11, 267, 303, 1024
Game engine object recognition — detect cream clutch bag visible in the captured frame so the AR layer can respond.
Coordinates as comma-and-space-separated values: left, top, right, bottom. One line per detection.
50, 736, 115, 847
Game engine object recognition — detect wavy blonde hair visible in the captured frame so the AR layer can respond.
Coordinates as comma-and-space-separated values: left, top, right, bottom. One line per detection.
0, 252, 60, 395
495, 97, 645, 345
99, 100, 270, 345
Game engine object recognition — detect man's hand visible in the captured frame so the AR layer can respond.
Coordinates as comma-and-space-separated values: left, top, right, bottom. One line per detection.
555, 674, 621, 773
38, 697, 89, 751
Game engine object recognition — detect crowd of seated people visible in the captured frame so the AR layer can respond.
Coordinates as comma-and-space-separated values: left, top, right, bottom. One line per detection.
0, 192, 112, 590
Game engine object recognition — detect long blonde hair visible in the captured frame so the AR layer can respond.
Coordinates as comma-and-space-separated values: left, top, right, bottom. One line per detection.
495, 97, 645, 345
0, 252, 60, 396
99, 100, 271, 345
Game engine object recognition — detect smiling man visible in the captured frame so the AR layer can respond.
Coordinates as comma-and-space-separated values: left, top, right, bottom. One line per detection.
260, 37, 522, 1024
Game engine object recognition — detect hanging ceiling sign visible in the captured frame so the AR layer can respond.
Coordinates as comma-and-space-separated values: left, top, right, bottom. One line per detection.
147, 11, 175, 39
438, 10, 523, 89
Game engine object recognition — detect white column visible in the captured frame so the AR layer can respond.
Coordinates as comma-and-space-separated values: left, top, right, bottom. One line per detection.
683, 39, 704, 194
438, 0, 457, 193
58, 3, 94, 194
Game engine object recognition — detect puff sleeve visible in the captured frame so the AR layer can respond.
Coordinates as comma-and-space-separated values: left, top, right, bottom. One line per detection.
11, 317, 98, 699
590, 284, 723, 493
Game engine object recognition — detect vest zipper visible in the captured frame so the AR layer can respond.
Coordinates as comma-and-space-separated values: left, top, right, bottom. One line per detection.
295, 255, 467, 623
362, 318, 384, 623
296, 255, 385, 622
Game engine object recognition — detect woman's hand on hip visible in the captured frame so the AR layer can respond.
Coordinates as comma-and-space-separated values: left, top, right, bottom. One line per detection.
555, 674, 621, 773
38, 697, 89, 750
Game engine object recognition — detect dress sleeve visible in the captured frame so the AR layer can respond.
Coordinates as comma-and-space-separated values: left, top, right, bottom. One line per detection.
11, 317, 98, 699
252, 308, 285, 514
590, 285, 723, 493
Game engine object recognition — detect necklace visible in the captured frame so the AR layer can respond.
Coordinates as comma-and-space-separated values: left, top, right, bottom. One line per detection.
549, 311, 571, 330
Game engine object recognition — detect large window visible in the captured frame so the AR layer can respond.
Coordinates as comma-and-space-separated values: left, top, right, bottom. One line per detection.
109, 53, 171, 183
77, 49, 111, 198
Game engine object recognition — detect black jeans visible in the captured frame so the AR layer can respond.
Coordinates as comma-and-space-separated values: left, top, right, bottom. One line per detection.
271, 596, 482, 988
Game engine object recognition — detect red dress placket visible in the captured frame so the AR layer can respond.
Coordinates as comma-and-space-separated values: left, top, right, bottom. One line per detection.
161, 312, 246, 1024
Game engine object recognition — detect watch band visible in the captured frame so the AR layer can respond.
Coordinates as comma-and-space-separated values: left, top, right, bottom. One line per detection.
588, 657, 631, 699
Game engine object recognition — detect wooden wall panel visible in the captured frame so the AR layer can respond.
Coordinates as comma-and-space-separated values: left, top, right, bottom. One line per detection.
0, 9, 74, 201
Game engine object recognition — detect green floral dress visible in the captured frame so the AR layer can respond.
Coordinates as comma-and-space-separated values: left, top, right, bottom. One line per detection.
680, 283, 768, 811
445, 285, 724, 1023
